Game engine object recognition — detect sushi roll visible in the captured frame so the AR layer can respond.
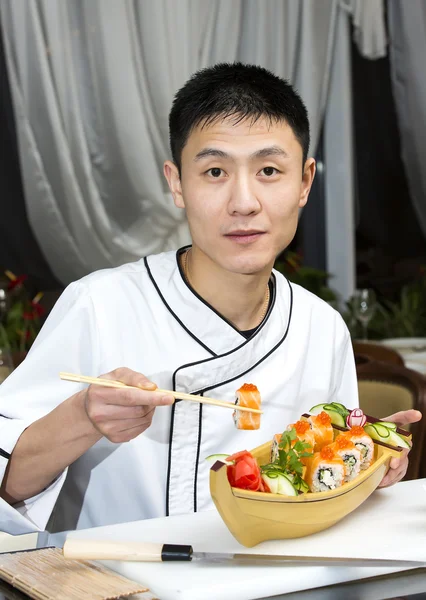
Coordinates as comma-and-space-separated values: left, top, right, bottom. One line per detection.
233, 383, 261, 430
308, 411, 334, 451
305, 446, 345, 492
343, 426, 374, 470
328, 435, 361, 482
271, 433, 282, 462
271, 420, 315, 462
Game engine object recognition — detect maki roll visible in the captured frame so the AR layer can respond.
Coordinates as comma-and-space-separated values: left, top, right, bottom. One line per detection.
329, 435, 361, 482
344, 426, 374, 470
305, 446, 345, 492
233, 383, 261, 430
271, 420, 315, 462
308, 411, 334, 451
271, 433, 282, 462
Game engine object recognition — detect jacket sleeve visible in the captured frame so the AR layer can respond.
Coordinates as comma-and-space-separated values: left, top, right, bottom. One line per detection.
330, 312, 359, 409
0, 281, 99, 534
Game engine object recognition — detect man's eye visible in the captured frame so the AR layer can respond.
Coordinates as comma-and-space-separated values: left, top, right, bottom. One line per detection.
206, 168, 224, 178
260, 167, 279, 176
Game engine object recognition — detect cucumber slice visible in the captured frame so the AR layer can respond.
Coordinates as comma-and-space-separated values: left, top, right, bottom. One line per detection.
277, 473, 298, 496
323, 409, 346, 427
309, 403, 327, 414
388, 430, 411, 449
262, 472, 280, 494
309, 404, 346, 427
295, 478, 309, 493
365, 424, 411, 449
205, 453, 231, 464
330, 402, 349, 414
376, 421, 397, 430
365, 424, 389, 442
366, 423, 390, 438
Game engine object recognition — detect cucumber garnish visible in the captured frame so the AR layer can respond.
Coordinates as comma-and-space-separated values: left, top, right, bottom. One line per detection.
370, 423, 391, 438
309, 403, 327, 414
376, 421, 397, 430
205, 453, 231, 464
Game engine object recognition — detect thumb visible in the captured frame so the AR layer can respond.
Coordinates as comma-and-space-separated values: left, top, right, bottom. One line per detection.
382, 409, 422, 427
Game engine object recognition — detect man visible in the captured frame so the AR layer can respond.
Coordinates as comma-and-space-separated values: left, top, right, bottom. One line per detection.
0, 63, 420, 535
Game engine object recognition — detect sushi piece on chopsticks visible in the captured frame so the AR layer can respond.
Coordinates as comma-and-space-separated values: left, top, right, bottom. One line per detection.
328, 435, 361, 482
305, 446, 345, 492
308, 411, 334, 451
233, 383, 262, 430
343, 426, 374, 470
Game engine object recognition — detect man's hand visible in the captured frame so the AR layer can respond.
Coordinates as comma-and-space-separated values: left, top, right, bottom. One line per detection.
378, 409, 422, 488
84, 367, 174, 443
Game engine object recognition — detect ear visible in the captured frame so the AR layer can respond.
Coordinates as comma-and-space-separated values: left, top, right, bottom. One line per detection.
164, 161, 185, 209
299, 158, 316, 208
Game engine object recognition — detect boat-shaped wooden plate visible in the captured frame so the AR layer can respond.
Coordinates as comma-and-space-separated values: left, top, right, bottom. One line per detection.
210, 422, 410, 547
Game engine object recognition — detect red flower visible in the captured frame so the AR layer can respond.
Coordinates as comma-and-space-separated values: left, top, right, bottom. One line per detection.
23, 302, 45, 321
226, 450, 268, 492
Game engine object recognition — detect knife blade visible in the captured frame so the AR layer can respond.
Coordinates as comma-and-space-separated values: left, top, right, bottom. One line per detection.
61, 539, 425, 569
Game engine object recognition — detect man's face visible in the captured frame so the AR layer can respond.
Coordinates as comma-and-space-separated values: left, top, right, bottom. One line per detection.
165, 116, 315, 275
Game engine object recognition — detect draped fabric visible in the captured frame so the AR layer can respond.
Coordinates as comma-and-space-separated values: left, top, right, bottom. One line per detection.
0, 0, 385, 286
388, 0, 426, 239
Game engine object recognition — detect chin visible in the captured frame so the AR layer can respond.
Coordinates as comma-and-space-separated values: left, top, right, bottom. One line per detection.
224, 257, 271, 276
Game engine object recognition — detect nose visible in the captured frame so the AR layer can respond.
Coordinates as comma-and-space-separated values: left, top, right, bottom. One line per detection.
227, 173, 261, 216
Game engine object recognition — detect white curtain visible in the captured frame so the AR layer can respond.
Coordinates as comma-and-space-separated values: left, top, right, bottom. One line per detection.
0, 0, 384, 286
388, 0, 426, 239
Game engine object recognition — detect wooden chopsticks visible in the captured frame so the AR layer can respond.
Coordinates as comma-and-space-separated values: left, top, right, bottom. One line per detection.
59, 372, 263, 414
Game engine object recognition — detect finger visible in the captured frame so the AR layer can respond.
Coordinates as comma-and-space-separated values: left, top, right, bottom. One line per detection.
378, 458, 408, 488
91, 385, 174, 408
102, 368, 158, 391
389, 449, 409, 470
89, 403, 156, 424
102, 413, 155, 436
382, 409, 422, 427
103, 420, 155, 444
378, 465, 407, 488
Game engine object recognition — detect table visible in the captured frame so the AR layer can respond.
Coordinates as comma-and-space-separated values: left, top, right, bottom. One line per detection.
380, 338, 426, 374
0, 564, 425, 600
1, 479, 426, 600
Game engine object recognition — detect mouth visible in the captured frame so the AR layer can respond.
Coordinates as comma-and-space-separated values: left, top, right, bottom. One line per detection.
224, 230, 265, 244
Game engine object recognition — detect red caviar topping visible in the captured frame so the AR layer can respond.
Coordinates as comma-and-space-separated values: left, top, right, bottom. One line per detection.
316, 411, 332, 425
335, 435, 352, 449
294, 420, 310, 435
320, 446, 335, 460
239, 383, 258, 392
348, 426, 365, 436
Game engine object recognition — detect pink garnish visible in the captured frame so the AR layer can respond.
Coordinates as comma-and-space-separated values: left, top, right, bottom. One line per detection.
346, 408, 366, 428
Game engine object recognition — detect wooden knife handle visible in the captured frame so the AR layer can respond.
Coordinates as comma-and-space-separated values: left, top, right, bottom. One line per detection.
62, 539, 193, 562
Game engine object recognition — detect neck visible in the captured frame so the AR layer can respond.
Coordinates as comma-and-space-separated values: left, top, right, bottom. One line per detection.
182, 247, 272, 331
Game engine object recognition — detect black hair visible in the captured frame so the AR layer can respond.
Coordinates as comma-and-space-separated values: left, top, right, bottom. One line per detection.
169, 62, 310, 173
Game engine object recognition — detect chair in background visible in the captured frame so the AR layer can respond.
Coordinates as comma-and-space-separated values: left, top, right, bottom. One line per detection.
353, 341, 404, 366
356, 359, 426, 480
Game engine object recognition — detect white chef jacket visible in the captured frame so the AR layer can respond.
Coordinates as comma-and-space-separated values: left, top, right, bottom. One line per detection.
0, 248, 358, 535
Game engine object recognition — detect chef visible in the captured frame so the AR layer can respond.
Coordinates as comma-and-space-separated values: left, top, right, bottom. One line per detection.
0, 63, 419, 535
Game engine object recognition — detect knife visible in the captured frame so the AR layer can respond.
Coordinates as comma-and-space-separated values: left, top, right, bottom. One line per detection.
61, 539, 425, 568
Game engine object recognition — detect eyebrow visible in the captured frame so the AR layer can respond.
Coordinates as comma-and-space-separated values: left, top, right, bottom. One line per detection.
194, 145, 289, 162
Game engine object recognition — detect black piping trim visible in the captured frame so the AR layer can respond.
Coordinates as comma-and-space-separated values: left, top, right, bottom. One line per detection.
0, 448, 10, 460
193, 281, 293, 396
166, 279, 293, 515
176, 247, 271, 338
161, 247, 291, 516
193, 400, 203, 512
144, 253, 216, 357
165, 399, 176, 516
169, 273, 282, 380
